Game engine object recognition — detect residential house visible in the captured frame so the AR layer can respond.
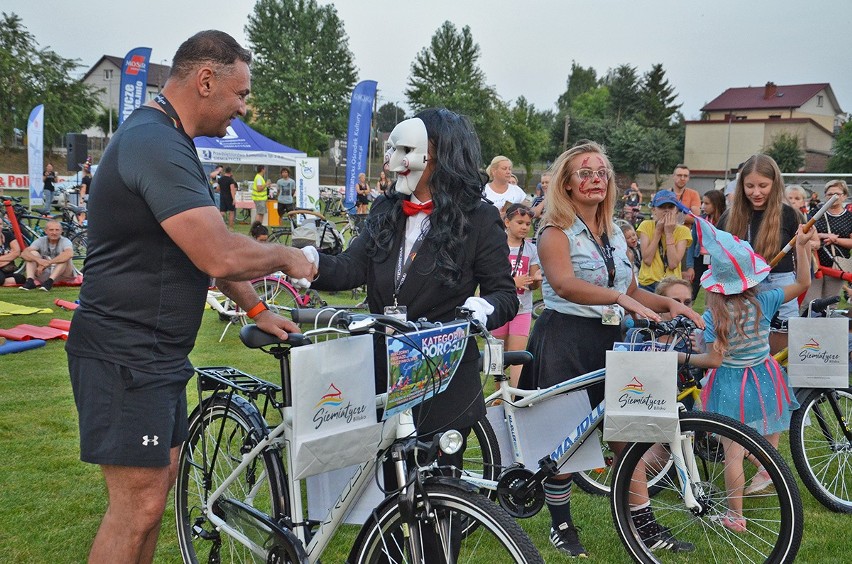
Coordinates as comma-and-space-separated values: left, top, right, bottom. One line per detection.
684, 82, 845, 176
80, 56, 171, 139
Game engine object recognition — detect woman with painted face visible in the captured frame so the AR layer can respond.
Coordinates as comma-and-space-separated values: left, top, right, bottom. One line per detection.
308, 108, 518, 465
519, 140, 702, 557
717, 154, 803, 353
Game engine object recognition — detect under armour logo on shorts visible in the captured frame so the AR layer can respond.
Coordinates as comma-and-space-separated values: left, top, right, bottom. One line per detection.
142, 435, 159, 446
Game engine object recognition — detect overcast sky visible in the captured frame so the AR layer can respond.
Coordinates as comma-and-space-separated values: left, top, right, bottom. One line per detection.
7, 0, 851, 120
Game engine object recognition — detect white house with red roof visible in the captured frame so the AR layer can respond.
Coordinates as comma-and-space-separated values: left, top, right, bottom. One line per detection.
684, 82, 845, 175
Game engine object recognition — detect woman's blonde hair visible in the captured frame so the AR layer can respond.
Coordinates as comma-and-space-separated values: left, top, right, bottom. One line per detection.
655, 276, 691, 297
726, 154, 785, 260
705, 290, 762, 355
825, 179, 849, 196
486, 155, 512, 181
541, 140, 617, 237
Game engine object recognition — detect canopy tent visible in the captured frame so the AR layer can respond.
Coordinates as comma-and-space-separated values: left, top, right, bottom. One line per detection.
194, 118, 307, 165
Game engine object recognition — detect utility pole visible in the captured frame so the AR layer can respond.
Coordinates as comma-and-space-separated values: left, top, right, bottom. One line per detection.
562, 114, 570, 152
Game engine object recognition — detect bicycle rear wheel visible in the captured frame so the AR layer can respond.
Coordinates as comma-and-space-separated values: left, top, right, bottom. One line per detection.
789, 387, 852, 513
176, 394, 290, 564
611, 410, 803, 564
70, 230, 87, 261
348, 482, 543, 563
249, 277, 301, 323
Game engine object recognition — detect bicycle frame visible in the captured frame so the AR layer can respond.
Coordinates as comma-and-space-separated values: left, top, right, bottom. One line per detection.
465, 330, 706, 512
198, 380, 413, 562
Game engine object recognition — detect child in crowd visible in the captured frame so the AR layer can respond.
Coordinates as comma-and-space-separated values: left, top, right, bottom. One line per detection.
685, 189, 726, 299
678, 214, 814, 532
637, 190, 692, 292
493, 204, 542, 386
249, 221, 269, 241
619, 222, 642, 277
784, 185, 808, 219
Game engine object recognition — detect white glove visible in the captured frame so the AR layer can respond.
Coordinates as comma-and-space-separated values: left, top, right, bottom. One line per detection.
290, 246, 319, 289
301, 245, 319, 266
462, 296, 494, 327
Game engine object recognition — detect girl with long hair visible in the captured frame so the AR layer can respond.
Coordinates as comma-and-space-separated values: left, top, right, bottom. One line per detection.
718, 154, 802, 353
678, 216, 813, 531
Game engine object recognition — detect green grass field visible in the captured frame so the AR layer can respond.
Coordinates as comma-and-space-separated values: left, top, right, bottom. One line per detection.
1, 280, 849, 562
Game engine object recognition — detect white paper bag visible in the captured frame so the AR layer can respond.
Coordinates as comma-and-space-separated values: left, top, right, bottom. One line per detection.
290, 334, 383, 479
603, 350, 679, 443
788, 317, 850, 388
486, 392, 605, 474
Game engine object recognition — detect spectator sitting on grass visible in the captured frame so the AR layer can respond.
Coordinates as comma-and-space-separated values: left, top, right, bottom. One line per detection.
19, 220, 77, 291
0, 228, 24, 286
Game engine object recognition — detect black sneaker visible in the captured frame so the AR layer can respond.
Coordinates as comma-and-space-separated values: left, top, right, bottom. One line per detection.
39, 278, 54, 292
636, 520, 695, 553
550, 522, 588, 558
20, 278, 36, 291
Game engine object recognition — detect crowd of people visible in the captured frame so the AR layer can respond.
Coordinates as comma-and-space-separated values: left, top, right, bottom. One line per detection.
6, 28, 848, 564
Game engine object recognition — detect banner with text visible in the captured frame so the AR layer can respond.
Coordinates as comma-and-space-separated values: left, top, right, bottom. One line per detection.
118, 47, 152, 126
27, 104, 44, 206
296, 157, 321, 211
344, 80, 377, 211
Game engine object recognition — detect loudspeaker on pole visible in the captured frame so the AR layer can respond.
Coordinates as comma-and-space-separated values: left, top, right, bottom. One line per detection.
66, 133, 87, 171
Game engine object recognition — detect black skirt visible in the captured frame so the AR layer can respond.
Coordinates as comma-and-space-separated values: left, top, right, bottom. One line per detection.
519, 309, 622, 407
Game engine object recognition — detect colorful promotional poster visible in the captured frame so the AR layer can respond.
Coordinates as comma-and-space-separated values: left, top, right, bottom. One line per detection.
384, 321, 469, 419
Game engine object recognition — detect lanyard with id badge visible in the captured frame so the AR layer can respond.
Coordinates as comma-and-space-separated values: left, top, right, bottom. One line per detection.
579, 219, 622, 326
385, 228, 428, 323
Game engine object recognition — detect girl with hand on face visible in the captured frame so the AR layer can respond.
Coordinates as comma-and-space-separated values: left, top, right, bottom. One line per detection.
519, 140, 702, 558
717, 154, 803, 353
636, 190, 692, 293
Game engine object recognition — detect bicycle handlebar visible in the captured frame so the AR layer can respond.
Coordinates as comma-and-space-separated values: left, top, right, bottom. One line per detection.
808, 295, 840, 315
623, 315, 697, 336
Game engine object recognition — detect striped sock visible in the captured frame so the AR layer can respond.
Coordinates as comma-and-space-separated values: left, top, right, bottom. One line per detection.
544, 476, 574, 527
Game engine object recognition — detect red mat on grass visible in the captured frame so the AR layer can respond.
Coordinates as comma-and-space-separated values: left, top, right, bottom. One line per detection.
8, 274, 83, 288
0, 320, 69, 341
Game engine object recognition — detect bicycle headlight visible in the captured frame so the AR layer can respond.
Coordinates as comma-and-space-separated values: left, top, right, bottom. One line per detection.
439, 430, 464, 455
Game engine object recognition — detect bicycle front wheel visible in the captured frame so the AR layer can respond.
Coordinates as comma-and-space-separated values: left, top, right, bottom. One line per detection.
176, 394, 290, 564
789, 387, 852, 513
348, 482, 543, 563
611, 410, 803, 564
461, 416, 502, 501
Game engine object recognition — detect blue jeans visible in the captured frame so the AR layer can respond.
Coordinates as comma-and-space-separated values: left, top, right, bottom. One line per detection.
757, 271, 798, 329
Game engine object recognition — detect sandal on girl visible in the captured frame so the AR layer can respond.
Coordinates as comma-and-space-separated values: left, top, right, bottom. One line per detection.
712, 513, 747, 533
744, 469, 774, 495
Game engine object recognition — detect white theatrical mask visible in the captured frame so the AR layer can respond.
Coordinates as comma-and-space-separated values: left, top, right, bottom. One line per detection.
385, 118, 429, 196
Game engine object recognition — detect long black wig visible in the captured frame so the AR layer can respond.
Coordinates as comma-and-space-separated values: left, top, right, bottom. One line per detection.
364, 108, 486, 288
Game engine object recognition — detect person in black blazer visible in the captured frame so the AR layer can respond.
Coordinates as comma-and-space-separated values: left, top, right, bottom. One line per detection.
310, 108, 518, 453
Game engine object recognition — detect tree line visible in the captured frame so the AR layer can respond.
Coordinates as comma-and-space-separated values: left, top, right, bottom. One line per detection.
3, 2, 849, 177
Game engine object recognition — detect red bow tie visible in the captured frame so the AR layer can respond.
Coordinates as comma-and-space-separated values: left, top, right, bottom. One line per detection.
401, 199, 434, 216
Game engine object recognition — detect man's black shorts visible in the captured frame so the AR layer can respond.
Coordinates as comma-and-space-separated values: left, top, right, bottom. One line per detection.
68, 354, 192, 467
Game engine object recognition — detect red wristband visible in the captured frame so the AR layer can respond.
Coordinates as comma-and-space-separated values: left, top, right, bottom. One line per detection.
246, 301, 268, 319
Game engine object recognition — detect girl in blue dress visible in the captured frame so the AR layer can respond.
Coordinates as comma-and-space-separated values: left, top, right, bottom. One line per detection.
677, 214, 814, 532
